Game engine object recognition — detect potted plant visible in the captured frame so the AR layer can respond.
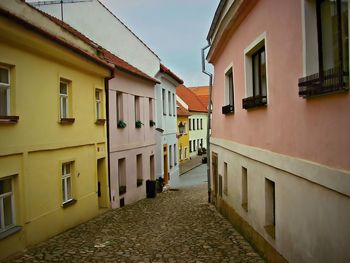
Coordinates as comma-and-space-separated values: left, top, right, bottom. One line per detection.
135, 120, 143, 128
117, 120, 127, 129
149, 120, 156, 127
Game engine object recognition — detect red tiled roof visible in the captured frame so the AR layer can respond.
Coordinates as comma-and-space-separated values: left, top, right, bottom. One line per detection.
160, 64, 184, 84
101, 48, 160, 84
177, 102, 191, 117
0, 6, 113, 70
176, 85, 207, 112
190, 86, 209, 107
23, 2, 158, 83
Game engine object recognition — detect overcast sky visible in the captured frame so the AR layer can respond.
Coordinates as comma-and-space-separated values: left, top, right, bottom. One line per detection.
99, 0, 219, 86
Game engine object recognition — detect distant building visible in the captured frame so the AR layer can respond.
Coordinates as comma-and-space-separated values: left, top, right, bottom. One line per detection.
177, 85, 208, 158
176, 103, 191, 163
155, 64, 183, 187
207, 0, 350, 262
0, 0, 112, 259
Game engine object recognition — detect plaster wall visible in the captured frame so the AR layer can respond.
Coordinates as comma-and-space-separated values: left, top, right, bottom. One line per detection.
36, 0, 160, 77
210, 0, 350, 171
189, 113, 208, 157
211, 138, 350, 263
108, 70, 156, 207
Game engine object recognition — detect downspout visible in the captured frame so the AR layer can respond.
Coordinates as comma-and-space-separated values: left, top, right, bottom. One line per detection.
105, 70, 115, 204
201, 41, 213, 203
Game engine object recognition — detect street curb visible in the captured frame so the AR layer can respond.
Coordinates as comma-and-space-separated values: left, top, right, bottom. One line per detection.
180, 162, 205, 176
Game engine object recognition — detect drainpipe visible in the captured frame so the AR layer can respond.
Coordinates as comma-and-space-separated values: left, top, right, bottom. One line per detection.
201, 42, 213, 203
105, 70, 115, 204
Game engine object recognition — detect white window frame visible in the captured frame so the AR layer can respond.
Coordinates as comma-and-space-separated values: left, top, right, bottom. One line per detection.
62, 162, 73, 204
172, 93, 176, 116
244, 32, 268, 100
0, 66, 10, 116
60, 81, 69, 119
168, 91, 171, 116
162, 89, 166, 115
224, 65, 235, 106
0, 177, 15, 233
95, 89, 102, 120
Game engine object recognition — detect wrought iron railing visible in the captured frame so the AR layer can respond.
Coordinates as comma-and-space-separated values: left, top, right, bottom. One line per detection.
242, 95, 267, 109
298, 67, 349, 98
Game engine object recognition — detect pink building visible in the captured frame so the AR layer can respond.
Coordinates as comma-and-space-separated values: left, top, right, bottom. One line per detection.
102, 49, 159, 208
207, 0, 350, 262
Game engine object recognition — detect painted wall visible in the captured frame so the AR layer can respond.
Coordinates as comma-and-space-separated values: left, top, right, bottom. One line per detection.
0, 16, 110, 260
210, 0, 350, 172
36, 0, 160, 77
189, 113, 208, 157
108, 69, 156, 208
177, 116, 190, 162
154, 73, 179, 186
209, 0, 350, 262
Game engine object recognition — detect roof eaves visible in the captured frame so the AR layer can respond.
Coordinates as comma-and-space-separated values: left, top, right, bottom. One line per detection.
207, 0, 228, 41
160, 64, 184, 84
0, 7, 113, 71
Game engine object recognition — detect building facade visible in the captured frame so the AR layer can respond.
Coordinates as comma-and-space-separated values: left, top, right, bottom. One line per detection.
176, 103, 191, 163
155, 64, 183, 187
102, 49, 159, 208
176, 85, 208, 158
207, 0, 350, 262
0, 0, 112, 259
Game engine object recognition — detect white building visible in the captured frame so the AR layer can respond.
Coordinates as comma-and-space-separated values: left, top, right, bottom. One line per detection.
155, 64, 183, 187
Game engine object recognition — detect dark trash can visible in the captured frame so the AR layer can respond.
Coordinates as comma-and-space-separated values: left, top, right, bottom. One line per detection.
146, 180, 157, 198
156, 177, 164, 193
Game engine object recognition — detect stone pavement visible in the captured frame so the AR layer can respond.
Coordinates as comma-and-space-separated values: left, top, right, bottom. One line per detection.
5, 184, 264, 262
179, 154, 206, 175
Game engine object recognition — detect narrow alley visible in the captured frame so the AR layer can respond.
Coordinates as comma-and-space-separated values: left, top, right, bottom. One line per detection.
5, 165, 263, 263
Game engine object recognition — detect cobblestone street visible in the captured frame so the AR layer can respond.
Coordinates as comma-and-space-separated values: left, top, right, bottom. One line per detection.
5, 166, 263, 263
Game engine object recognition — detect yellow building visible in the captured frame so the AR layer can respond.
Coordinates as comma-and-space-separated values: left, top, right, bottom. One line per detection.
176, 103, 191, 162
0, 1, 112, 259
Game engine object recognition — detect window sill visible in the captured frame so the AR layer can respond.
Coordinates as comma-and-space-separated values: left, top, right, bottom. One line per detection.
264, 225, 275, 239
222, 105, 234, 114
0, 115, 19, 124
95, 119, 106, 125
60, 118, 75, 124
242, 96, 267, 109
62, 199, 77, 208
0, 226, 22, 240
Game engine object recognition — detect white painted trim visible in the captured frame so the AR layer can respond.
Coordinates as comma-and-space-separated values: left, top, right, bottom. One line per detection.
211, 137, 350, 197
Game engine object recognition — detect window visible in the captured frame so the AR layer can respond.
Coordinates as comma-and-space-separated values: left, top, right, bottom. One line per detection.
135, 96, 140, 121
0, 67, 10, 116
189, 118, 192, 130
242, 167, 248, 211
95, 89, 102, 120
136, 154, 143, 187
162, 89, 166, 115
265, 178, 275, 239
184, 147, 188, 159
243, 39, 267, 109
201, 138, 203, 148
299, 0, 349, 98
118, 158, 126, 195
193, 119, 196, 130
150, 155, 155, 180
116, 92, 123, 122
222, 68, 235, 114
0, 178, 15, 233
200, 119, 203, 129
179, 147, 182, 161
62, 162, 73, 204
174, 144, 177, 165
149, 98, 153, 121
189, 140, 192, 152
169, 145, 173, 168
168, 91, 171, 116
193, 140, 196, 151
223, 162, 228, 195
197, 119, 199, 130
172, 93, 176, 116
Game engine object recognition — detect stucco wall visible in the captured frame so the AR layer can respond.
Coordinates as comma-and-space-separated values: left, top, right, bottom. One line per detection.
37, 0, 160, 77
189, 113, 208, 157
210, 0, 350, 171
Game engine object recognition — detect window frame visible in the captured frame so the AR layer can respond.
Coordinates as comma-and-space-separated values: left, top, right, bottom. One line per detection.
162, 89, 166, 116
62, 162, 73, 204
0, 177, 15, 233
0, 66, 10, 116
222, 67, 235, 114
243, 34, 268, 110
60, 81, 69, 119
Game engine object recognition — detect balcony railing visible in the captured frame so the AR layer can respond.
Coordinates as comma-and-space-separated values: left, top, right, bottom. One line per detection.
298, 67, 349, 98
242, 95, 267, 109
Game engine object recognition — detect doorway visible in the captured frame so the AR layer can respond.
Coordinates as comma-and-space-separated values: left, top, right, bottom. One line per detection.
212, 152, 218, 198
97, 158, 108, 208
163, 144, 169, 184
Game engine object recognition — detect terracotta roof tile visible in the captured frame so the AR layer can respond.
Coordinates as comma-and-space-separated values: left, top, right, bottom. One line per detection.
101, 48, 160, 84
176, 85, 207, 112
160, 64, 184, 84
177, 102, 191, 116
190, 86, 209, 107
